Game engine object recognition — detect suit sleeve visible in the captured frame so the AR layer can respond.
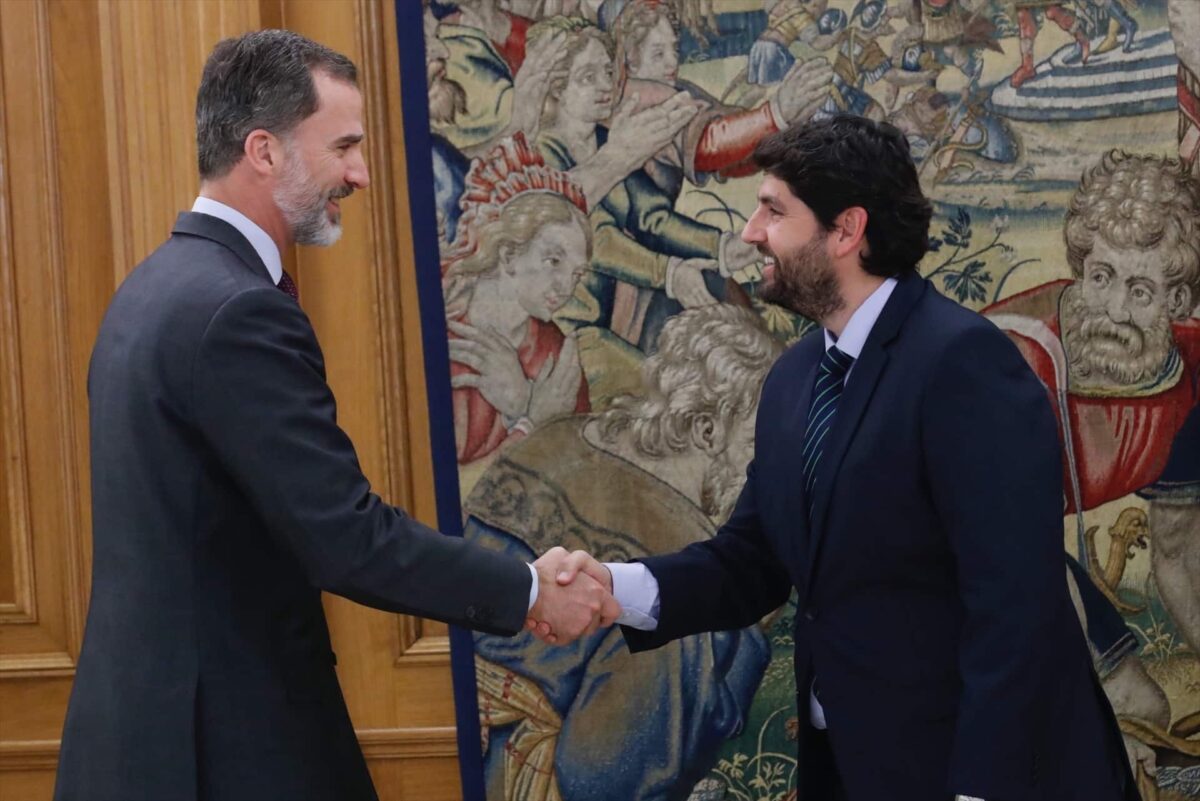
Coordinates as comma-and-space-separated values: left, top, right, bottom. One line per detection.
921, 322, 1068, 798
191, 287, 531, 636
623, 457, 793, 652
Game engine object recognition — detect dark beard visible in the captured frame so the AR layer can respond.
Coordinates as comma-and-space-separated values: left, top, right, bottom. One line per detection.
757, 235, 844, 323
1060, 284, 1176, 387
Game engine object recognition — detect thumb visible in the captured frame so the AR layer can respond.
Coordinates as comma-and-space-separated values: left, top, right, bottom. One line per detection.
599, 594, 622, 627
555, 549, 598, 585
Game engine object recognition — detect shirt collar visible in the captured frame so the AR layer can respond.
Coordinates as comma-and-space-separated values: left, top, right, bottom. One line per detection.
823, 277, 898, 358
191, 197, 283, 285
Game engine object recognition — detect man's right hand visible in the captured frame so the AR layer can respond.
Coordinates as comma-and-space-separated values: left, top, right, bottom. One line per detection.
527, 547, 619, 645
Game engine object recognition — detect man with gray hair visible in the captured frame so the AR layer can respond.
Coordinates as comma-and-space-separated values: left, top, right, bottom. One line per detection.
465, 304, 783, 800
56, 29, 616, 801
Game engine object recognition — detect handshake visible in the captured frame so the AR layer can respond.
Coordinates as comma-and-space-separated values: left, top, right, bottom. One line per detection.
525, 547, 622, 645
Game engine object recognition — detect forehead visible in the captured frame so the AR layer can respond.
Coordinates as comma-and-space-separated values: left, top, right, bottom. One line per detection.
757, 174, 809, 210
571, 37, 610, 70
529, 220, 585, 250
643, 16, 676, 44
1086, 238, 1169, 277
301, 71, 363, 133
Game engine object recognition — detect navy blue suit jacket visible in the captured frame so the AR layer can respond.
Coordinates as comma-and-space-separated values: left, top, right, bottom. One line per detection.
625, 273, 1135, 800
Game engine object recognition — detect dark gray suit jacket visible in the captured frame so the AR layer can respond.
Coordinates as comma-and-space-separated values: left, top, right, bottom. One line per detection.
55, 212, 531, 801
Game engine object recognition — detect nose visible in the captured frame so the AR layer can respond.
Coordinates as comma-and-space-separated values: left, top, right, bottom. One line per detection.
554, 266, 578, 295
347, 149, 370, 191
741, 210, 765, 245
1105, 286, 1131, 323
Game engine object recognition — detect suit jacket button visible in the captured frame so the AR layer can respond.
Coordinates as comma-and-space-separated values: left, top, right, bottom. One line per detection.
804, 608, 817, 622
465, 605, 477, 620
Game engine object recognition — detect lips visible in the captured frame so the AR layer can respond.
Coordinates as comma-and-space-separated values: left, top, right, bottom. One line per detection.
760, 254, 777, 282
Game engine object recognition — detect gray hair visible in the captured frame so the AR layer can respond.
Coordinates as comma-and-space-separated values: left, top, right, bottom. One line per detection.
599, 305, 783, 457
196, 29, 357, 180
1064, 149, 1200, 312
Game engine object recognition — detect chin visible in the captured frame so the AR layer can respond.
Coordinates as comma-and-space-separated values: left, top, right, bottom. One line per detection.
319, 224, 343, 247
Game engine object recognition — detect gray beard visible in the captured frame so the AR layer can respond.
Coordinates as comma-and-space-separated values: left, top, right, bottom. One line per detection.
1061, 284, 1176, 387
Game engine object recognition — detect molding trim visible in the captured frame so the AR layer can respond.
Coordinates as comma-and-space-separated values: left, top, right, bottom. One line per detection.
0, 651, 76, 677
0, 8, 36, 626
35, 0, 89, 654
358, 726, 459, 760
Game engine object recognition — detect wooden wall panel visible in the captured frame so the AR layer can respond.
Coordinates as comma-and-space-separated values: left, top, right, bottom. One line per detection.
0, 1, 465, 798
98, 0, 263, 276
0, 0, 86, 680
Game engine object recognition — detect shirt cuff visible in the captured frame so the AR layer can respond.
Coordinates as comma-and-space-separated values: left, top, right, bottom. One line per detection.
606, 562, 660, 630
526, 563, 539, 613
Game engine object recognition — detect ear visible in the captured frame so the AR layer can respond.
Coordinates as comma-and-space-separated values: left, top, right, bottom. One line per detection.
830, 206, 869, 261
690, 413, 725, 455
243, 129, 284, 177
1168, 283, 1194, 320
498, 243, 515, 274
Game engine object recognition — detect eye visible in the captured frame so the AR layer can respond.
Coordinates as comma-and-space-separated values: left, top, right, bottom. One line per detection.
1091, 269, 1110, 287
1130, 285, 1152, 304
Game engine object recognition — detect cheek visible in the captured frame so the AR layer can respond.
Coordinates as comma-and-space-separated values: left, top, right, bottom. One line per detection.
1080, 280, 1106, 308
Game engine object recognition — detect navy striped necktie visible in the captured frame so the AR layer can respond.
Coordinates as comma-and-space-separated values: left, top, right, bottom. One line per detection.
277, 269, 299, 302
801, 345, 855, 517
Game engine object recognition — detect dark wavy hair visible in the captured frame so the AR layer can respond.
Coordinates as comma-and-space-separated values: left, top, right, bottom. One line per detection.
752, 115, 932, 276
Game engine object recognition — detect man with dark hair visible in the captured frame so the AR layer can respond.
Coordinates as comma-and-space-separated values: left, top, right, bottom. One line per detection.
541, 116, 1135, 800
55, 29, 617, 801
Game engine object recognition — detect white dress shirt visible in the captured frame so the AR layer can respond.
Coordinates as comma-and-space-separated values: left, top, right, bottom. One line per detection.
191, 197, 284, 285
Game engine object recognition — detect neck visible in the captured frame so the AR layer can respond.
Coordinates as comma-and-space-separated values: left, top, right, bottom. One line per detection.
468, 274, 530, 344
823, 267, 886, 338
199, 177, 292, 254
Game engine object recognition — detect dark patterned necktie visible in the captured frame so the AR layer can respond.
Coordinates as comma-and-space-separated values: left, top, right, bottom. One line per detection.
277, 269, 299, 302
801, 345, 855, 518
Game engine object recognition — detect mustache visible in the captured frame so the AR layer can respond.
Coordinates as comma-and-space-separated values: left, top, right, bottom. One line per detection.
329, 185, 355, 201
1079, 314, 1143, 351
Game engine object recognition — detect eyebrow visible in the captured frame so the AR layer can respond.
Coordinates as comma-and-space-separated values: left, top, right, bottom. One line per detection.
757, 193, 782, 207
334, 133, 364, 147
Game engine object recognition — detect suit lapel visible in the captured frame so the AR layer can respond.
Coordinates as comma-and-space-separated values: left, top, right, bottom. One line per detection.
781, 350, 821, 567
802, 274, 928, 590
